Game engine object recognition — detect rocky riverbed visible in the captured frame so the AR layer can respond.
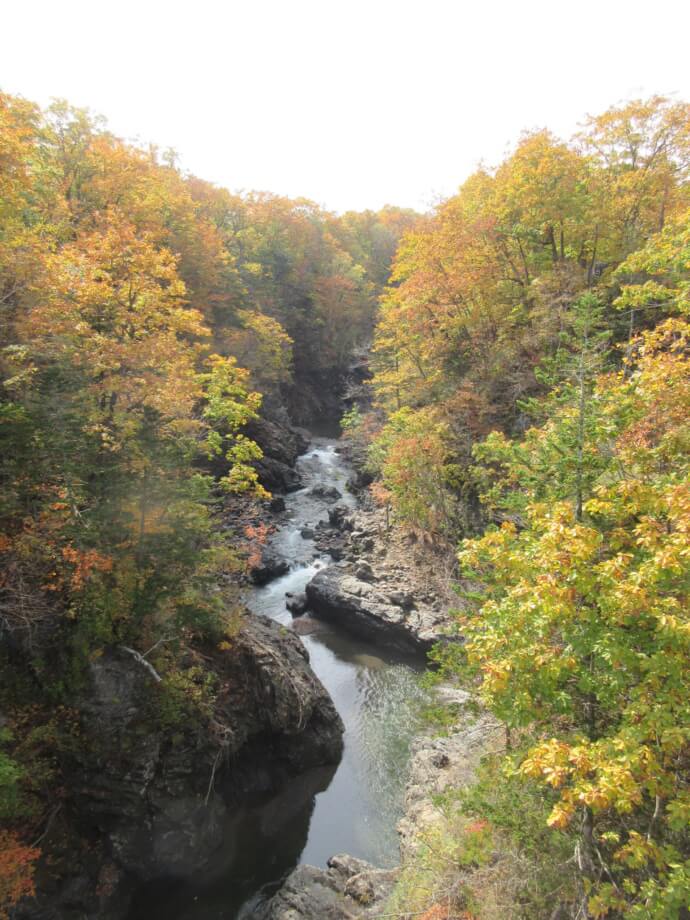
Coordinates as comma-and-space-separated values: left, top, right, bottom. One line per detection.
124, 433, 440, 920
15, 415, 481, 920
246, 445, 500, 920
303, 504, 459, 652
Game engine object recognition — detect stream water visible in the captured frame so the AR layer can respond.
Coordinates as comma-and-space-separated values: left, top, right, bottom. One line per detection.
129, 437, 428, 919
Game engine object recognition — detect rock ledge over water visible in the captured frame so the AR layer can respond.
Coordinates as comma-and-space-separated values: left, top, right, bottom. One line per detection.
16, 614, 344, 920
306, 562, 444, 652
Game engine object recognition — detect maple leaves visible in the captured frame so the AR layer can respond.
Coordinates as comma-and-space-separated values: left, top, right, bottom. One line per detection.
578, 96, 690, 258
0, 96, 276, 665
0, 93, 39, 221
614, 207, 690, 324
0, 90, 402, 679
223, 309, 293, 394
0, 87, 420, 916
25, 213, 207, 425
0, 831, 37, 919
368, 407, 458, 536
0, 730, 37, 919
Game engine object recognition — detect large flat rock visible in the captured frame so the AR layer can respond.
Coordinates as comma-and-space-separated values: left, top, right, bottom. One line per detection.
305, 563, 448, 653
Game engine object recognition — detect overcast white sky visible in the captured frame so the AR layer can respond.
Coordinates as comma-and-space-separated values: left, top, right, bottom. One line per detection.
3, 0, 690, 213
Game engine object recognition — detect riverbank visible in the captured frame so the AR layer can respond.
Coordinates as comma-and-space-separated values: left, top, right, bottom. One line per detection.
13, 423, 480, 920
259, 701, 503, 920
304, 503, 458, 652
249, 439, 505, 919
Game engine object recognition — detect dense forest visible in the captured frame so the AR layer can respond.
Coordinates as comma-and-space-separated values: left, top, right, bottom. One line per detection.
348, 95, 690, 918
0, 90, 416, 916
1, 89, 689, 919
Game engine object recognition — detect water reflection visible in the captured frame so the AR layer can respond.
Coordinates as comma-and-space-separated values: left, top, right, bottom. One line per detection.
298, 632, 426, 868
128, 765, 335, 920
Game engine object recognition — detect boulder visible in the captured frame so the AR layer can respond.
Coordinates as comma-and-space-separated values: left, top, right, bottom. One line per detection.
327, 504, 350, 529
209, 408, 308, 494
268, 495, 286, 513
353, 560, 375, 582
309, 485, 342, 502
253, 457, 302, 494
286, 591, 308, 615
245, 412, 310, 468
313, 530, 346, 560
250, 549, 290, 585
74, 618, 345, 874
258, 854, 397, 919
388, 591, 415, 610
346, 470, 373, 494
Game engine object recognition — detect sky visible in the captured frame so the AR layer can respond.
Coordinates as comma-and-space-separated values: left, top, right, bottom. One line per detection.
3, 0, 690, 214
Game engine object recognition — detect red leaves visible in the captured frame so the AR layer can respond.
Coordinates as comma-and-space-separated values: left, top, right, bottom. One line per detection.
244, 523, 270, 570
60, 545, 113, 591
0, 832, 38, 919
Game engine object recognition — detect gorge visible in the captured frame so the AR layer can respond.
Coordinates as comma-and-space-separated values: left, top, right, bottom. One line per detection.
2, 89, 689, 920
129, 432, 433, 919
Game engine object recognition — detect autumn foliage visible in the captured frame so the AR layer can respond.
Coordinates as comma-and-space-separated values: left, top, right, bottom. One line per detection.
0, 832, 37, 919
362, 96, 690, 918
1, 86, 689, 918
0, 89, 412, 909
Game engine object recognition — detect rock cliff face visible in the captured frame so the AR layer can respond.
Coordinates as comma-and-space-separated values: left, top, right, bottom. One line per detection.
286, 367, 347, 429
246, 410, 310, 493
16, 614, 344, 920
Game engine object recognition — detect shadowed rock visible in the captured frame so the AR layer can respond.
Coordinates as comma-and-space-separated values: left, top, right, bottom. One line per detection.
250, 549, 290, 585
309, 485, 342, 502
246, 411, 310, 493
20, 615, 344, 919
286, 591, 308, 615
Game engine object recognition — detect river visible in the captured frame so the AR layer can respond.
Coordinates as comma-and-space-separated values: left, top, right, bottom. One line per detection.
129, 437, 428, 919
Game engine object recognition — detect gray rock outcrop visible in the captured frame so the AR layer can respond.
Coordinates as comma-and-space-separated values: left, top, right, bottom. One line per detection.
398, 705, 503, 860
250, 547, 291, 584
18, 614, 344, 919
258, 854, 397, 919
246, 411, 310, 493
305, 563, 446, 652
